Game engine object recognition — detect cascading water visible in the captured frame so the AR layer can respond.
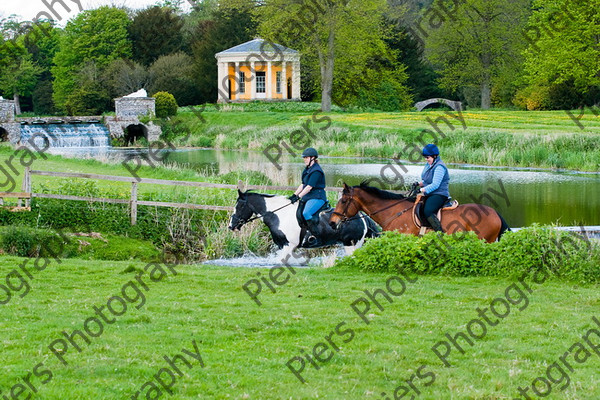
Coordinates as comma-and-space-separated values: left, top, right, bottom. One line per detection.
20, 122, 111, 148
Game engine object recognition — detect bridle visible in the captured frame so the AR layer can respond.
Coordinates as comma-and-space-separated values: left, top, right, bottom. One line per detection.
233, 195, 293, 228
331, 186, 415, 225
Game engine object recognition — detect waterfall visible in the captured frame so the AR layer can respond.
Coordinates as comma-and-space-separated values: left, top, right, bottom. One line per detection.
20, 122, 111, 148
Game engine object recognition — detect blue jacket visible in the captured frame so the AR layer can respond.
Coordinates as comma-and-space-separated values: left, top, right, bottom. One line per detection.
421, 158, 450, 197
301, 162, 327, 201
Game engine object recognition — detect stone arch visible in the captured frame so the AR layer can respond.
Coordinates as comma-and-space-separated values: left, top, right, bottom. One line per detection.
415, 98, 463, 112
125, 124, 148, 145
0, 127, 8, 142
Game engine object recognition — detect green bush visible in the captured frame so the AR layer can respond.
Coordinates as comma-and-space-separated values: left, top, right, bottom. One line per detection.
153, 91, 178, 118
336, 227, 600, 284
0, 226, 161, 262
0, 226, 69, 258
513, 85, 551, 110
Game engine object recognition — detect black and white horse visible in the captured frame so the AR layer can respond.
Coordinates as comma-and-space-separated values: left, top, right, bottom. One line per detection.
229, 190, 379, 259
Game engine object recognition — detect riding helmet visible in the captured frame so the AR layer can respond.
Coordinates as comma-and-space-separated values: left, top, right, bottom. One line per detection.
302, 147, 319, 158
422, 144, 440, 157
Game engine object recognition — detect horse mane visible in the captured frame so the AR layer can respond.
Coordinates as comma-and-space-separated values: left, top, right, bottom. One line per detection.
243, 190, 276, 198
356, 182, 415, 202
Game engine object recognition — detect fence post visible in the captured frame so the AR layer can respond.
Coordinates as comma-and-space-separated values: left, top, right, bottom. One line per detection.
130, 182, 138, 225
25, 167, 31, 208
19, 167, 31, 208
237, 180, 246, 192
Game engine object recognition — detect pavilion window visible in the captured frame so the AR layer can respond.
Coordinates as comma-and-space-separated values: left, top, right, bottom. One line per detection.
239, 72, 246, 94
276, 71, 282, 94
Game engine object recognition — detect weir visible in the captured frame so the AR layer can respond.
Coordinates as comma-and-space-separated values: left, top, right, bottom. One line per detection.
0, 90, 160, 149
20, 121, 111, 148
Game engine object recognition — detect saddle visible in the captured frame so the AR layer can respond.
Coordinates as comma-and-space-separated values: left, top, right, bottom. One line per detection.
412, 195, 459, 234
296, 201, 331, 225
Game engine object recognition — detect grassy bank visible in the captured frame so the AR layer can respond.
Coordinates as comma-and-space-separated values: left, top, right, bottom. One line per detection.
167, 103, 600, 171
1, 256, 599, 399
0, 145, 282, 261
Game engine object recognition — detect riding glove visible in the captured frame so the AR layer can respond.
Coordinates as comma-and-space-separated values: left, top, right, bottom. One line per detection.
288, 194, 300, 203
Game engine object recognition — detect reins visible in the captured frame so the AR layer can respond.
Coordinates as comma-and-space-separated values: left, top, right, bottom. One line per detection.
332, 186, 417, 224
236, 197, 294, 226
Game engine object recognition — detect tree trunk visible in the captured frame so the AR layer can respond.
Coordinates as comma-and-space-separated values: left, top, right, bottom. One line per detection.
320, 26, 335, 112
481, 79, 491, 109
13, 92, 21, 115
481, 50, 491, 110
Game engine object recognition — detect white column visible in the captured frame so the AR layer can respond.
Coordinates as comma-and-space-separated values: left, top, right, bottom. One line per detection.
281, 61, 287, 99
250, 61, 256, 99
292, 59, 301, 100
266, 61, 272, 99
234, 62, 240, 100
217, 61, 226, 103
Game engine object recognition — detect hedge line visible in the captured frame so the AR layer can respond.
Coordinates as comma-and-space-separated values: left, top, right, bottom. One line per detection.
335, 226, 600, 284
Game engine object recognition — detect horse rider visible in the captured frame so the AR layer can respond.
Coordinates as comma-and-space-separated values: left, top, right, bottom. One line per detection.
288, 147, 328, 247
418, 143, 450, 232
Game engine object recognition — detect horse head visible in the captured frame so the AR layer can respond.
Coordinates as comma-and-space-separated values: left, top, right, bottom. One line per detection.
229, 190, 255, 231
329, 183, 362, 230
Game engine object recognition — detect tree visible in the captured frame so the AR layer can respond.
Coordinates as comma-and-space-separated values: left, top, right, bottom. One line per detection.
425, 0, 530, 109
129, 6, 184, 66
0, 56, 43, 114
102, 58, 150, 99
52, 7, 132, 112
258, 0, 389, 111
523, 0, 600, 103
191, 5, 257, 103
64, 61, 110, 116
382, 18, 449, 102
148, 52, 198, 106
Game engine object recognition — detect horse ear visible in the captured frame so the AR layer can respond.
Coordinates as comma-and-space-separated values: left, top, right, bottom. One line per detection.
343, 183, 349, 189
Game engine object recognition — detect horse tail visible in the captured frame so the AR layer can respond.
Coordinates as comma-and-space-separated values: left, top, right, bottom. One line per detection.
496, 211, 511, 241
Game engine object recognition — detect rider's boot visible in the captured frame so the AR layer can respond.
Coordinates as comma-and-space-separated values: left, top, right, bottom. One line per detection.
304, 215, 324, 247
426, 215, 445, 233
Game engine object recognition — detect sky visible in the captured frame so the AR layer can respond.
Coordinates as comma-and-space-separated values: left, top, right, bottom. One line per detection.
0, 0, 186, 23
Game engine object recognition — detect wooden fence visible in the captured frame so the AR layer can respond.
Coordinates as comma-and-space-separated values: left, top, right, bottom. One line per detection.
0, 168, 343, 225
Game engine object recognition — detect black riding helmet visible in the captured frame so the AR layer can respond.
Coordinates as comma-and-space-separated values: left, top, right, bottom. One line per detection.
302, 147, 318, 158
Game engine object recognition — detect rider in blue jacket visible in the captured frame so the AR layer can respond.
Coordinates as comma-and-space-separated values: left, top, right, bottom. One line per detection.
418, 144, 450, 232
288, 148, 327, 246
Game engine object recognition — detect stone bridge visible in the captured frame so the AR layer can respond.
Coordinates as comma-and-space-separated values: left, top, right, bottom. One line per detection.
415, 98, 463, 112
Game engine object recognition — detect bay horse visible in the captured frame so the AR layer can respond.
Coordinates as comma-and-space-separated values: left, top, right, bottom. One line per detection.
329, 183, 510, 243
229, 190, 380, 260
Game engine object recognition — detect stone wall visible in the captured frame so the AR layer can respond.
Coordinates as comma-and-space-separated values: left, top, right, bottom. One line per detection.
0, 122, 20, 144
115, 97, 155, 118
104, 117, 161, 142
0, 100, 15, 122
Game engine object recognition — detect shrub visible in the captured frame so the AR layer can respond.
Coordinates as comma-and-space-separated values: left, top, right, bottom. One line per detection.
335, 227, 600, 284
513, 85, 552, 110
153, 91, 178, 118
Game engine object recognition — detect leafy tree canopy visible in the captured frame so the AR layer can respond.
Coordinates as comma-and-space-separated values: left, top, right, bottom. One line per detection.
52, 6, 132, 111
129, 6, 184, 66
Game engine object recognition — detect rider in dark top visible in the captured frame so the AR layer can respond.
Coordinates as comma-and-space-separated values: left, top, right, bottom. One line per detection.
418, 144, 450, 232
288, 148, 327, 247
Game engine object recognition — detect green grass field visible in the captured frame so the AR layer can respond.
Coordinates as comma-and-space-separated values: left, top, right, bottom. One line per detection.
1, 255, 599, 399
171, 105, 600, 171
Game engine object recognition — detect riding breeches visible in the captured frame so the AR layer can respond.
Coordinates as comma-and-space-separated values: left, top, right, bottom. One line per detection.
423, 194, 448, 218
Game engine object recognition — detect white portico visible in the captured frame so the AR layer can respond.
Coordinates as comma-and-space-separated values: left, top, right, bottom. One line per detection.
215, 38, 301, 103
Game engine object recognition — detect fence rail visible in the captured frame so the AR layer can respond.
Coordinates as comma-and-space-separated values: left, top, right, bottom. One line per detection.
0, 168, 343, 225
